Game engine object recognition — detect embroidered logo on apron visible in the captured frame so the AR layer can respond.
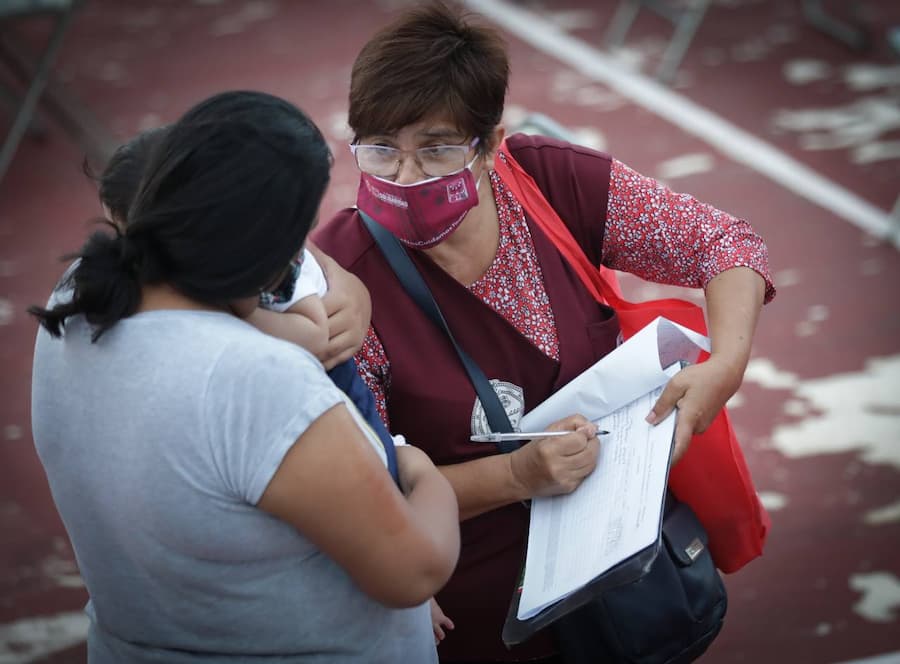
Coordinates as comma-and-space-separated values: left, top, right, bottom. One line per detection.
470, 379, 525, 435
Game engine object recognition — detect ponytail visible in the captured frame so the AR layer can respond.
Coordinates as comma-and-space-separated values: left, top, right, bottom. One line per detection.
28, 221, 143, 341
30, 90, 332, 341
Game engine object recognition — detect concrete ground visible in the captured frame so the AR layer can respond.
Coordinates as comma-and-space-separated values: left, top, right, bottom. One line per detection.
1, 1, 899, 662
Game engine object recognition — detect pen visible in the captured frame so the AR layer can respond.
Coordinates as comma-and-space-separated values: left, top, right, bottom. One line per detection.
470, 430, 611, 443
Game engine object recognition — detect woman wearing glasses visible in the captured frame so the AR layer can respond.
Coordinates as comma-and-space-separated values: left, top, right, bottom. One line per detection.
314, 3, 775, 662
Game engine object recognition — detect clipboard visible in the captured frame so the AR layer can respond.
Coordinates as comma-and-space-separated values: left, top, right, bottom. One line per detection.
501, 492, 667, 646
501, 364, 685, 647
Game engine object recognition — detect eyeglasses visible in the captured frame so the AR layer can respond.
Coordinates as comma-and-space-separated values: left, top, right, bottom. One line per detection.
350, 137, 479, 179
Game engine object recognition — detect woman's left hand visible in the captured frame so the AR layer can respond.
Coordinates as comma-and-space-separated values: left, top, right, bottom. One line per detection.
308, 244, 372, 370
646, 358, 743, 464
228, 296, 258, 319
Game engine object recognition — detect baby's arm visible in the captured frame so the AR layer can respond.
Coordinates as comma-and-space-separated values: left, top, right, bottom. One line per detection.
244, 295, 330, 358
308, 244, 372, 369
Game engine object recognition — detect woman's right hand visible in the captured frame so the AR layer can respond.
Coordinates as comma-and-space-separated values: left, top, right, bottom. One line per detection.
509, 415, 600, 497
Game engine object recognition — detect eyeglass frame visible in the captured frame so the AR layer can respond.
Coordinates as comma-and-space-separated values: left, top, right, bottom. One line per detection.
349, 137, 480, 179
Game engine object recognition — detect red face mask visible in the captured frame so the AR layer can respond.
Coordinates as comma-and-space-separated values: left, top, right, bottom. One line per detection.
355, 159, 481, 249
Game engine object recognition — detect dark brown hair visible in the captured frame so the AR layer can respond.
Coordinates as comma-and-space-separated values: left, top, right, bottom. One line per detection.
30, 91, 331, 341
91, 125, 169, 224
348, 1, 508, 150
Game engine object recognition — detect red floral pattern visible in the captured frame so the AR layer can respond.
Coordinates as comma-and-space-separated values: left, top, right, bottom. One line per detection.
604, 159, 776, 301
356, 161, 775, 426
468, 173, 560, 361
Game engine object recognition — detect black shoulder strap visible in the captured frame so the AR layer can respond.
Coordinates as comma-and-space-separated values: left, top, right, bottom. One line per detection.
359, 210, 520, 451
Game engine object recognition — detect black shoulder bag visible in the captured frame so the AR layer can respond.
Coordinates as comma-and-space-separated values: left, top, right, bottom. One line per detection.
360, 210, 727, 664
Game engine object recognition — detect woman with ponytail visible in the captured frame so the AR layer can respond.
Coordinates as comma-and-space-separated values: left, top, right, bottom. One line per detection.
29, 90, 459, 664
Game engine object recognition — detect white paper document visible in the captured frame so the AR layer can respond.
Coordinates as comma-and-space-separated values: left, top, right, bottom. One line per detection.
519, 316, 709, 433
515, 316, 710, 620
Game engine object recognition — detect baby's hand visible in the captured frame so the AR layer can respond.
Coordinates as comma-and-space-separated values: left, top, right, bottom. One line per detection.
430, 597, 454, 645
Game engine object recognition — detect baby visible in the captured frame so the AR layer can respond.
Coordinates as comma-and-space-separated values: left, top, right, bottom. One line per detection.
230, 244, 400, 483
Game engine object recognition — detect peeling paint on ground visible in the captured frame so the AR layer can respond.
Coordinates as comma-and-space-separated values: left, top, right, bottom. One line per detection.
40, 556, 84, 590
549, 71, 626, 112
784, 59, 831, 85
758, 490, 788, 510
209, 0, 277, 37
542, 9, 596, 30
773, 268, 802, 288
757, 356, 900, 469
864, 500, 900, 526
743, 358, 800, 390
849, 572, 900, 623
0, 611, 88, 664
773, 95, 900, 164
655, 153, 715, 180
0, 299, 12, 326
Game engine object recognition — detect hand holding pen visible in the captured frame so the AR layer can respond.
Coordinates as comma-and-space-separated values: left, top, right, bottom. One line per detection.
500, 414, 603, 499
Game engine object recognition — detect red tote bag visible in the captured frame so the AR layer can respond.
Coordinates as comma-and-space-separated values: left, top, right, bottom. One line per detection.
495, 144, 770, 573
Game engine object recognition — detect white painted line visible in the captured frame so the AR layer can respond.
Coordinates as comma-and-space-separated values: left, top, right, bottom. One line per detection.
463, 0, 900, 248
833, 652, 900, 664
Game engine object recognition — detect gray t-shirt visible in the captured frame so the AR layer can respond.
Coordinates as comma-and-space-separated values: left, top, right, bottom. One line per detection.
31, 297, 435, 663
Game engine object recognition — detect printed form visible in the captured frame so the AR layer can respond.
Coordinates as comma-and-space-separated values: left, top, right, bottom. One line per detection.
515, 317, 709, 620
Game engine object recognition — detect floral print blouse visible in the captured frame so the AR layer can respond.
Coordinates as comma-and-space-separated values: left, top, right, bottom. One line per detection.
356, 159, 775, 426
